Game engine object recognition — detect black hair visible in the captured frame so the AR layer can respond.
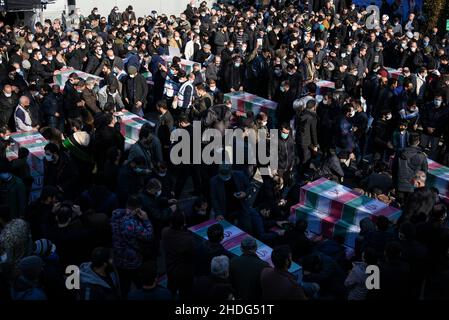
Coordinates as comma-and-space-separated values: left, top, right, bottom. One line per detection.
363, 247, 378, 265
295, 218, 308, 233
44, 142, 60, 154
408, 132, 420, 146
69, 118, 83, 130
207, 224, 224, 243
271, 245, 291, 269
137, 261, 158, 286
170, 210, 185, 230
55, 202, 74, 225
18, 147, 30, 159
91, 247, 112, 268
127, 194, 141, 210
280, 122, 290, 131
156, 99, 168, 110
139, 123, 154, 140
376, 216, 390, 232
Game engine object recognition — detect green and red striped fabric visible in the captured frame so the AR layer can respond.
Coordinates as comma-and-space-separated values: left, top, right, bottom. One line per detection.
9, 131, 48, 175
223, 91, 278, 126
290, 203, 360, 248
427, 159, 449, 201
118, 110, 155, 141
189, 219, 301, 275
299, 178, 402, 225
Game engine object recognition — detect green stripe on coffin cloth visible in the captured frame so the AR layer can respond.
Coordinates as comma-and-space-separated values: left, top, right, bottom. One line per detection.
427, 159, 449, 200
342, 194, 402, 226
224, 91, 278, 126
299, 178, 360, 221
299, 178, 402, 225
291, 204, 360, 248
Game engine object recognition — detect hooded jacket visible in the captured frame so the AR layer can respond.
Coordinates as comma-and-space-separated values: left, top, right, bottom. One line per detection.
10, 275, 47, 300
344, 261, 368, 300
392, 146, 428, 193
78, 262, 120, 300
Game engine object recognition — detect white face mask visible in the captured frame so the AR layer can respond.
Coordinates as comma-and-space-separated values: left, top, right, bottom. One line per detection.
209, 86, 216, 91
386, 114, 392, 120
4, 92, 12, 97
129, 74, 136, 78
261, 121, 268, 126
155, 190, 162, 197
47, 56, 53, 61
349, 110, 356, 117
97, 50, 103, 55
45, 154, 53, 162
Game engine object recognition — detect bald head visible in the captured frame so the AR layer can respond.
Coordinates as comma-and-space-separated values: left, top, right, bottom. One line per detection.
19, 95, 30, 107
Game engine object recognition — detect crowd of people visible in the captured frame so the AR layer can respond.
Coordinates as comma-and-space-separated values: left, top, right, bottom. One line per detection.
1, 0, 449, 301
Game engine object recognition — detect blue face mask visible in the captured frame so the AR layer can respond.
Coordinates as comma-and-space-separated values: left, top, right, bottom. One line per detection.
281, 132, 289, 140
220, 175, 232, 181
134, 168, 145, 174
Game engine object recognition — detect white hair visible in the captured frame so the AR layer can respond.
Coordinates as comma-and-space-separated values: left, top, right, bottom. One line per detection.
211, 255, 229, 279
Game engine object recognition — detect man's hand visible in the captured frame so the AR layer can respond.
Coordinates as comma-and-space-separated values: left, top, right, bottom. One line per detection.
230, 88, 235, 92
55, 112, 60, 117
427, 127, 435, 134
168, 199, 177, 205
234, 191, 247, 199
169, 204, 177, 212
136, 101, 143, 108
387, 141, 394, 149
135, 209, 149, 221
239, 86, 244, 91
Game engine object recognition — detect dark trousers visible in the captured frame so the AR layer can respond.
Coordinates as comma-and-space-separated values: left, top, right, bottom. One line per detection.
396, 190, 411, 208
167, 274, 193, 300
420, 134, 440, 160
174, 164, 203, 198
117, 267, 140, 297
